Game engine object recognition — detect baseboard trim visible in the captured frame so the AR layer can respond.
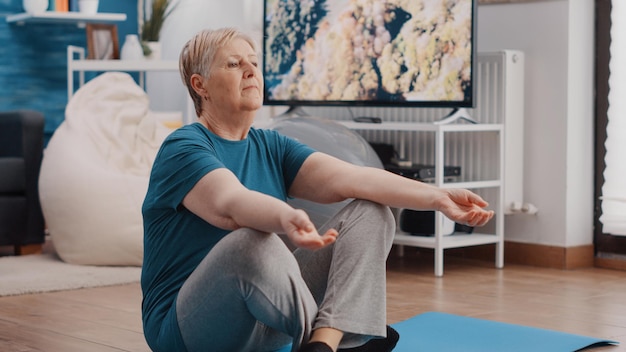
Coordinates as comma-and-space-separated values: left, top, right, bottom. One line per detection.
446, 241, 595, 269
594, 257, 626, 271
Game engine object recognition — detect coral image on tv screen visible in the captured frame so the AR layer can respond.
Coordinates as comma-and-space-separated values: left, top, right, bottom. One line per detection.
263, 0, 476, 108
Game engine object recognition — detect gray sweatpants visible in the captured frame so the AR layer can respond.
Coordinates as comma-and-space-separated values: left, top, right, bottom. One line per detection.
176, 199, 396, 352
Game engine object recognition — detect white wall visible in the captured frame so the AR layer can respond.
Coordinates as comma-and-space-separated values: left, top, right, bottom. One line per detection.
565, 0, 595, 247
151, 0, 595, 248
477, 0, 595, 247
146, 0, 275, 124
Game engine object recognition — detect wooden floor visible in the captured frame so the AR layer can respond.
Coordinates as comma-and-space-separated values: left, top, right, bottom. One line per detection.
1, 245, 625, 351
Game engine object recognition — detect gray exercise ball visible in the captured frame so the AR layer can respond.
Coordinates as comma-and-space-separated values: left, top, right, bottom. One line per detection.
267, 116, 383, 228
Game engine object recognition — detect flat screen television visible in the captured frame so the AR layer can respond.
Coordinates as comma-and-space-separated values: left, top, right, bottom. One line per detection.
263, 0, 477, 112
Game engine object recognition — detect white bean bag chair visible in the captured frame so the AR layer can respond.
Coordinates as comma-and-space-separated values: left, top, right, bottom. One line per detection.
39, 72, 173, 266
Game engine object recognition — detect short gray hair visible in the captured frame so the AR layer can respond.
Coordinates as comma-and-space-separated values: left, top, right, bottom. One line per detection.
179, 27, 257, 117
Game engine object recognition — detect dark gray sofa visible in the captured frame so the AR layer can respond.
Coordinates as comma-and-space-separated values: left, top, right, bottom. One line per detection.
0, 110, 45, 255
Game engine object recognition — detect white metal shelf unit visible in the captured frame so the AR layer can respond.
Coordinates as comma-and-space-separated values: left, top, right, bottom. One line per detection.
339, 121, 505, 277
67, 45, 194, 124
67, 45, 179, 99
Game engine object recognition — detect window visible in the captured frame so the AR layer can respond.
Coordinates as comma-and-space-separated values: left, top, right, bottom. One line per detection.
600, 0, 626, 236
595, 0, 626, 257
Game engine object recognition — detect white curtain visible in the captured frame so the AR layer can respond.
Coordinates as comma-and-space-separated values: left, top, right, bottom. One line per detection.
601, 0, 626, 235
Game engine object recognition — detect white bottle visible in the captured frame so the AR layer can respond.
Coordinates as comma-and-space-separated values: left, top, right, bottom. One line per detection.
120, 34, 144, 61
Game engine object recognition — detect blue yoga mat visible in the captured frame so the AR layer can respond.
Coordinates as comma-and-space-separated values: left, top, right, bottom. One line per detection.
276, 311, 618, 351
391, 312, 618, 352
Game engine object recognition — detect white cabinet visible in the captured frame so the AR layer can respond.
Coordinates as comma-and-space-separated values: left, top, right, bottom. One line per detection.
338, 120, 505, 277
67, 45, 194, 124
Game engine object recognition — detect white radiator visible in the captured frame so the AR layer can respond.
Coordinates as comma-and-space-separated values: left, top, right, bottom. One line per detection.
302, 50, 526, 214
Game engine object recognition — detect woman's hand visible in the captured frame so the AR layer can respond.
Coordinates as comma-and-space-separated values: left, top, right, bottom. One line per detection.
435, 189, 495, 227
282, 209, 338, 250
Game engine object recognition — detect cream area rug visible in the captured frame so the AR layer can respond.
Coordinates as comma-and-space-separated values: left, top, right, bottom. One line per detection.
0, 252, 142, 297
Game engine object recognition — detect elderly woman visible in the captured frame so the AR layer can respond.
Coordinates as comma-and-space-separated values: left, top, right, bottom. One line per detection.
141, 27, 494, 352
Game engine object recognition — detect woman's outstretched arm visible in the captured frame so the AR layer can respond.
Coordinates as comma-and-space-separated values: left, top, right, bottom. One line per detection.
182, 168, 337, 249
289, 152, 494, 227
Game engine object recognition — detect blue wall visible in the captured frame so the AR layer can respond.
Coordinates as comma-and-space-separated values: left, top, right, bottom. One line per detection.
0, 0, 138, 143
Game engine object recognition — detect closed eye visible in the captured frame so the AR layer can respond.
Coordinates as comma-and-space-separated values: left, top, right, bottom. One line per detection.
227, 58, 258, 69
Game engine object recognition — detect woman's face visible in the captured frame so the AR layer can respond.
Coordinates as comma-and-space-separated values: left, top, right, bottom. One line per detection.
205, 38, 263, 115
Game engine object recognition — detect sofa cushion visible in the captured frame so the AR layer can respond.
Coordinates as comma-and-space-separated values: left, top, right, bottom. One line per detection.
0, 197, 26, 243
0, 157, 25, 193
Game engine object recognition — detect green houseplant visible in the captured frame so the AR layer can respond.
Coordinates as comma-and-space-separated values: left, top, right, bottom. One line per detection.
140, 0, 177, 57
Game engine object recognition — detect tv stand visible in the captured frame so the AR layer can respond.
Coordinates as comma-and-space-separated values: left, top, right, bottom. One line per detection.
337, 119, 504, 276
434, 108, 478, 125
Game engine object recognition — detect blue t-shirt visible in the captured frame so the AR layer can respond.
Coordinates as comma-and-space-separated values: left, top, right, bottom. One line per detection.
141, 123, 315, 352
